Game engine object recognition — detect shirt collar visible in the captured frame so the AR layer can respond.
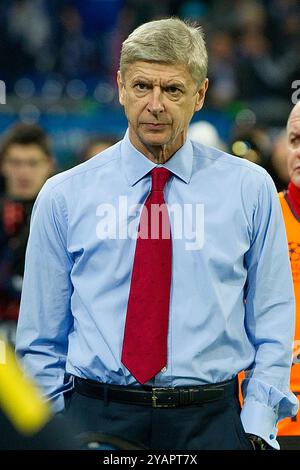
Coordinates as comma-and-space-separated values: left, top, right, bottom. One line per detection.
121, 129, 193, 186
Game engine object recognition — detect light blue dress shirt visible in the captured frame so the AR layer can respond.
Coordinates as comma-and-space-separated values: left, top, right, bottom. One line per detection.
16, 131, 298, 449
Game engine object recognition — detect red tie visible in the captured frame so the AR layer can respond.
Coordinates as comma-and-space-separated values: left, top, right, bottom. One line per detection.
121, 167, 172, 384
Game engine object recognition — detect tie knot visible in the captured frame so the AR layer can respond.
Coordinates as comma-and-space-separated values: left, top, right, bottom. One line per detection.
151, 167, 171, 191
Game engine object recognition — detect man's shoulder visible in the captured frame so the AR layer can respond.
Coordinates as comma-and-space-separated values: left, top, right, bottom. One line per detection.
191, 141, 268, 179
46, 142, 122, 192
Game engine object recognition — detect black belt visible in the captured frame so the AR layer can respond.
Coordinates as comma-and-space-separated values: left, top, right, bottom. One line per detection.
74, 376, 237, 408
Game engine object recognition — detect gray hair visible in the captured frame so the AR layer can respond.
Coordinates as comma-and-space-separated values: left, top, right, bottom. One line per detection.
120, 17, 207, 88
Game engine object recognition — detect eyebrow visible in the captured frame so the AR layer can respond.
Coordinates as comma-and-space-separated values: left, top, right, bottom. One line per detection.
131, 76, 186, 88
131, 76, 150, 82
164, 81, 186, 89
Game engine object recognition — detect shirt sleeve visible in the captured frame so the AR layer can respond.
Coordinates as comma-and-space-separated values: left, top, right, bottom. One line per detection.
15, 180, 74, 413
241, 173, 299, 449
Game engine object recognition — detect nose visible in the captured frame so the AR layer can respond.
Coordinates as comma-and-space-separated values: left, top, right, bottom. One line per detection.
147, 87, 164, 115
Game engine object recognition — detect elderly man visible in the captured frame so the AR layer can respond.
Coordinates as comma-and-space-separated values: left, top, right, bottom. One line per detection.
277, 102, 300, 449
16, 18, 297, 450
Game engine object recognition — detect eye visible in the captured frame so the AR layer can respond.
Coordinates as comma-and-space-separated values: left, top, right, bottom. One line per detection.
134, 82, 149, 91
290, 136, 300, 148
165, 86, 182, 96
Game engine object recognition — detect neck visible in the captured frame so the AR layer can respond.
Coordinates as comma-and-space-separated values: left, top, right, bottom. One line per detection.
287, 181, 300, 218
6, 187, 35, 201
143, 144, 175, 164
129, 129, 186, 164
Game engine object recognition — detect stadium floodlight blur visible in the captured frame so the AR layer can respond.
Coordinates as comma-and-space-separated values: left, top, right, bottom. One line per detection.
188, 120, 227, 151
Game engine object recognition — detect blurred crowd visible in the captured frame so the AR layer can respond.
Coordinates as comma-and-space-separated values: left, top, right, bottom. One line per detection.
0, 0, 299, 99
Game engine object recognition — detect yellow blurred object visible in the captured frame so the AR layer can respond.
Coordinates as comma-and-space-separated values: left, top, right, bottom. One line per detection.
0, 339, 51, 435
232, 141, 249, 157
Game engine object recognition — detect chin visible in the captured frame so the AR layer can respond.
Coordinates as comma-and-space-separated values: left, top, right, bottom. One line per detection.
16, 191, 35, 200
141, 129, 170, 140
293, 179, 300, 189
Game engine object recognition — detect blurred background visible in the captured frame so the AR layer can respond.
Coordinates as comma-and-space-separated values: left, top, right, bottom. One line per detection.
0, 0, 299, 175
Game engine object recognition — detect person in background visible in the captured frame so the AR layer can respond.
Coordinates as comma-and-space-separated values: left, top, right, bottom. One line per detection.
0, 123, 54, 344
80, 134, 119, 162
277, 102, 300, 449
16, 18, 297, 450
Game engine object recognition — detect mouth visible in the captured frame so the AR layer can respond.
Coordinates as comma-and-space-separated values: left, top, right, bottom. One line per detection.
142, 122, 169, 129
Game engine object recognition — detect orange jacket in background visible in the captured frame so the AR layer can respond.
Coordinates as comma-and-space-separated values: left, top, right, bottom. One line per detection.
277, 192, 300, 436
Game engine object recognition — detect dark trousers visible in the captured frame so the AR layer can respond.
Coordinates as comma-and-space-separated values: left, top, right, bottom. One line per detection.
64, 385, 252, 450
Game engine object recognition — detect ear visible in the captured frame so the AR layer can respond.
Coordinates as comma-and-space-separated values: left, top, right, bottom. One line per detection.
117, 70, 125, 107
194, 78, 209, 112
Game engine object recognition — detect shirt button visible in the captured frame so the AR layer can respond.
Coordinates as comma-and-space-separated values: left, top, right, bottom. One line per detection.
161, 367, 167, 373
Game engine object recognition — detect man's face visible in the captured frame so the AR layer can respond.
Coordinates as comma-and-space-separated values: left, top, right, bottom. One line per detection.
287, 107, 300, 188
117, 61, 208, 158
1, 144, 53, 200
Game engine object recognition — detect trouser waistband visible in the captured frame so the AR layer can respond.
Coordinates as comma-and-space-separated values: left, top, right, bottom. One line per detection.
73, 376, 238, 408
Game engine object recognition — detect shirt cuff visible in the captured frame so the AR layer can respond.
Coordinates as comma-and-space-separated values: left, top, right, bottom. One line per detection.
240, 399, 279, 449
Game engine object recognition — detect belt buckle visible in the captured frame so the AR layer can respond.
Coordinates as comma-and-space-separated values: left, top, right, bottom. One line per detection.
151, 387, 176, 408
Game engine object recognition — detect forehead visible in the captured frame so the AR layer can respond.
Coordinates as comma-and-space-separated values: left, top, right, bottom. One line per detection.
5, 143, 48, 160
288, 107, 300, 135
124, 61, 193, 84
